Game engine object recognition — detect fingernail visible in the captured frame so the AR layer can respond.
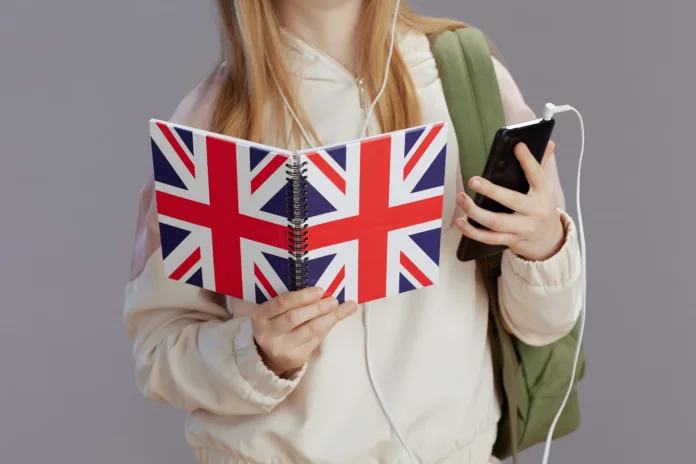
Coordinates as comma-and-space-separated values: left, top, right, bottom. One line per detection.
470, 178, 481, 189
314, 287, 325, 298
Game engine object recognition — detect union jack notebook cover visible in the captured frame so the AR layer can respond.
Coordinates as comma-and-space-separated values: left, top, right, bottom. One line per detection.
149, 119, 447, 304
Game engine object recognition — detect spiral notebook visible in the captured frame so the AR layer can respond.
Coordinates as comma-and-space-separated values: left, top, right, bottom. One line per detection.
149, 119, 448, 304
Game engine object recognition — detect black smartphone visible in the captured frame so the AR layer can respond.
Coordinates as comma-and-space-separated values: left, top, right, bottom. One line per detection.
456, 117, 555, 261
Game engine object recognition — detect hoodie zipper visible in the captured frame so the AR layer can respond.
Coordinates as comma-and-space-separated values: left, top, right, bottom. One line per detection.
310, 47, 369, 129
356, 77, 368, 122
283, 31, 370, 135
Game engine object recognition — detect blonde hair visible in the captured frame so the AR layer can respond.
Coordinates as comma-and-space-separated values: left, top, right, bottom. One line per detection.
210, 1, 467, 148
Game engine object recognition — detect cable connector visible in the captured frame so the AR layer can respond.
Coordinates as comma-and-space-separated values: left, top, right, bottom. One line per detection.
542, 103, 572, 120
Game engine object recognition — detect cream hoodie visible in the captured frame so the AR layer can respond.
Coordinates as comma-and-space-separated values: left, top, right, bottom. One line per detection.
124, 27, 582, 464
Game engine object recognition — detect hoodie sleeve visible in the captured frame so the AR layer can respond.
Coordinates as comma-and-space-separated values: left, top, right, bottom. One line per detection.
491, 57, 583, 346
123, 68, 305, 416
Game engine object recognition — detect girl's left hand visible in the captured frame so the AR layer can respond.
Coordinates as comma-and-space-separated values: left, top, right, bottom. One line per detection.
455, 140, 565, 262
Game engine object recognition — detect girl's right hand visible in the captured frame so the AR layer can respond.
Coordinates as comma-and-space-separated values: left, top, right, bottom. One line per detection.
252, 286, 358, 377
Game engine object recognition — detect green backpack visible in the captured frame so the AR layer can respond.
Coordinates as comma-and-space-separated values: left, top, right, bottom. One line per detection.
427, 27, 587, 463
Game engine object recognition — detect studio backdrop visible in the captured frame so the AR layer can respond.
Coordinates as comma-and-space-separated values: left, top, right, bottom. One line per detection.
0, 0, 693, 463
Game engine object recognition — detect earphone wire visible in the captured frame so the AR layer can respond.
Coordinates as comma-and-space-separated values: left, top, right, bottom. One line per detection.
361, 0, 420, 461
268, 5, 590, 464
541, 105, 586, 464
359, 0, 402, 139
364, 302, 420, 464
273, 0, 401, 148
270, 67, 318, 149
272, 1, 418, 461
358, 0, 419, 461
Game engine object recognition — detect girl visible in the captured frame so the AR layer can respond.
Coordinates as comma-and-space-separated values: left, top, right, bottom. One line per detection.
124, 1, 582, 463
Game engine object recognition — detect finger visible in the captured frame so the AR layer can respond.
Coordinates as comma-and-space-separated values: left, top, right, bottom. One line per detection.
270, 297, 340, 333
457, 194, 535, 234
465, 178, 534, 215
455, 217, 514, 246
259, 286, 324, 320
514, 142, 547, 191
292, 301, 358, 345
540, 140, 556, 170
459, 198, 535, 235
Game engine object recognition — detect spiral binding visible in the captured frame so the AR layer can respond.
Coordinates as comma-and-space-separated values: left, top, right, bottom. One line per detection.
286, 155, 310, 291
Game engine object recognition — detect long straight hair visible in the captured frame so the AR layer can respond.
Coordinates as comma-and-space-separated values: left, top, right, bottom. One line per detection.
210, 1, 467, 148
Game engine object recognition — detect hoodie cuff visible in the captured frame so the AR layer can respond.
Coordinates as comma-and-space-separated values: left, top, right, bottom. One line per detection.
502, 210, 580, 288
199, 317, 306, 411
233, 318, 306, 400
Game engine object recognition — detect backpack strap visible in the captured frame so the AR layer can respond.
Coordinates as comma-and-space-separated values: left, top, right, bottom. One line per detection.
428, 27, 520, 462
428, 27, 506, 199
479, 254, 520, 462
429, 28, 507, 262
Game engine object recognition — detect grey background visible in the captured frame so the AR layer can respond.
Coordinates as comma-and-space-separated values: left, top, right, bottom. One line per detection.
0, 0, 693, 463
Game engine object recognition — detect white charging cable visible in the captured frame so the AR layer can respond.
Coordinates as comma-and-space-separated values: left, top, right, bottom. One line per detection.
540, 103, 586, 464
